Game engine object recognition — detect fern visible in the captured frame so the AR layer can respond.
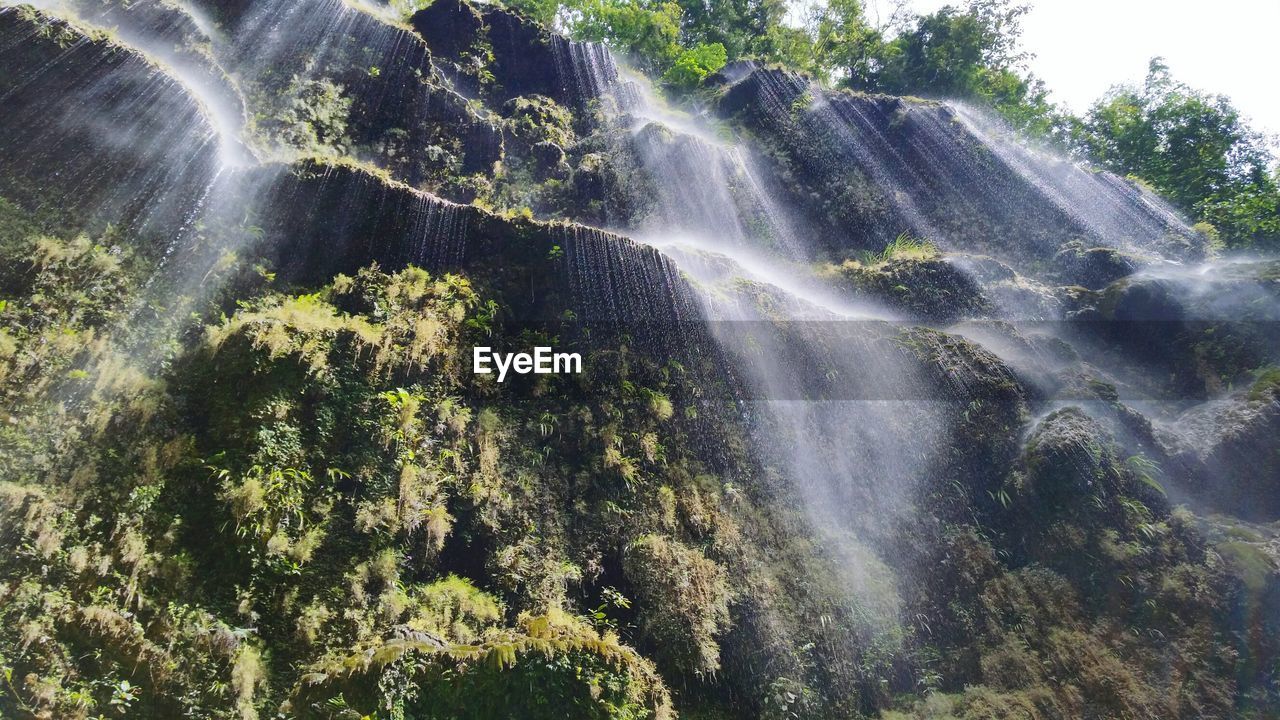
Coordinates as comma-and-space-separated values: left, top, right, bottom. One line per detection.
1125, 454, 1166, 496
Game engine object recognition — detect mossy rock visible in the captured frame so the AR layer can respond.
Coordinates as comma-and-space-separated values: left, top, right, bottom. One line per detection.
1051, 240, 1144, 289
1016, 408, 1121, 510
1169, 372, 1280, 519
1067, 265, 1280, 397
950, 254, 1063, 319
503, 94, 576, 148
289, 612, 674, 720
823, 255, 992, 322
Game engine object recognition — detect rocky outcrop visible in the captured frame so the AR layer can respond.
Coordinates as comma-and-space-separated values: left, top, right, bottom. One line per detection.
246, 159, 700, 337
1168, 373, 1280, 520
1018, 408, 1127, 508
411, 0, 618, 107
715, 67, 1205, 272
1063, 261, 1280, 398
2, 0, 1275, 716
0, 7, 222, 243
897, 326, 1030, 483
821, 255, 993, 322
33, 0, 249, 153
1051, 240, 1143, 289
411, 0, 485, 59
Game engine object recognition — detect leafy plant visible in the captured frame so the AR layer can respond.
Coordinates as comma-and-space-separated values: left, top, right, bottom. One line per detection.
857, 232, 939, 265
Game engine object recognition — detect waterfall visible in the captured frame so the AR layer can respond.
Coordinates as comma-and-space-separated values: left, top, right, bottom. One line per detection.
559, 224, 700, 333
551, 37, 624, 105
20, 0, 253, 166
720, 67, 1210, 270
947, 102, 1198, 259
0, 2, 487, 371
15, 0, 1270, 562
0, 7, 224, 233
561, 50, 966, 639
3, 0, 1278, 713
557, 44, 1280, 656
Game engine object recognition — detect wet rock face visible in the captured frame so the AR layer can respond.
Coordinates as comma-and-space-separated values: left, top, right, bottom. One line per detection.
411, 0, 485, 59
1103, 276, 1184, 321
186, 0, 256, 29
716, 67, 1205, 276
896, 326, 1029, 489
411, 0, 614, 107
245, 160, 698, 336
1062, 262, 1280, 398
1171, 375, 1280, 520
1019, 408, 1121, 507
0, 8, 221, 240
1051, 241, 1142, 289
483, 7, 564, 100
715, 68, 1084, 264
950, 254, 1064, 319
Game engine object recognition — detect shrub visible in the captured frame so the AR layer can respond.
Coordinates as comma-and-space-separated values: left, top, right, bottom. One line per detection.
661, 42, 727, 91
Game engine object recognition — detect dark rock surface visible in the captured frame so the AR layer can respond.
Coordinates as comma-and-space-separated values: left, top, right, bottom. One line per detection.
1170, 374, 1280, 520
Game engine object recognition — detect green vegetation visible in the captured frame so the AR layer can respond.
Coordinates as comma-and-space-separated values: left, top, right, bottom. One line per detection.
0, 190, 783, 717
561, 0, 729, 90
661, 42, 729, 91
545, 0, 784, 73
0, 228, 686, 716
817, 235, 987, 321
2, 1, 1278, 718
269, 77, 354, 155
855, 233, 939, 266
1075, 59, 1280, 249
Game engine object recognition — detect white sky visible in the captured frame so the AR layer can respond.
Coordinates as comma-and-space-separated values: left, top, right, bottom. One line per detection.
863, 0, 1280, 136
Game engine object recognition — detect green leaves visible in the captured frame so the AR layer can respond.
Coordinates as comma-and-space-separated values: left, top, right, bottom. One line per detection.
660, 42, 727, 91
571, 0, 683, 70
1124, 454, 1166, 497
109, 679, 138, 709
1078, 59, 1280, 249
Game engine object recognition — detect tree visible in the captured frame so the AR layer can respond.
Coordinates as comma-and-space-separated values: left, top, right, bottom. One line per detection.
1077, 59, 1280, 249
661, 42, 728, 90
875, 0, 1030, 97
568, 0, 684, 70
669, 0, 788, 60
806, 0, 885, 88
807, 0, 1063, 137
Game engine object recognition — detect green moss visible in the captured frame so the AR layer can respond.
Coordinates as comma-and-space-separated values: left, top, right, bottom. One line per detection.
820, 252, 991, 321
504, 94, 576, 147
1218, 541, 1275, 595
624, 534, 732, 676
1247, 366, 1280, 402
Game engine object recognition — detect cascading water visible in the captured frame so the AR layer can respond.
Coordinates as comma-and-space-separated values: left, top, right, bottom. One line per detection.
564, 53, 968, 639
719, 67, 1210, 271
0, 7, 223, 231
947, 102, 1197, 258
3, 0, 1279, 714
20, 0, 253, 167
0, 2, 465, 375
0, 0, 697, 358
13, 0, 1271, 606
562, 46, 1280, 654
